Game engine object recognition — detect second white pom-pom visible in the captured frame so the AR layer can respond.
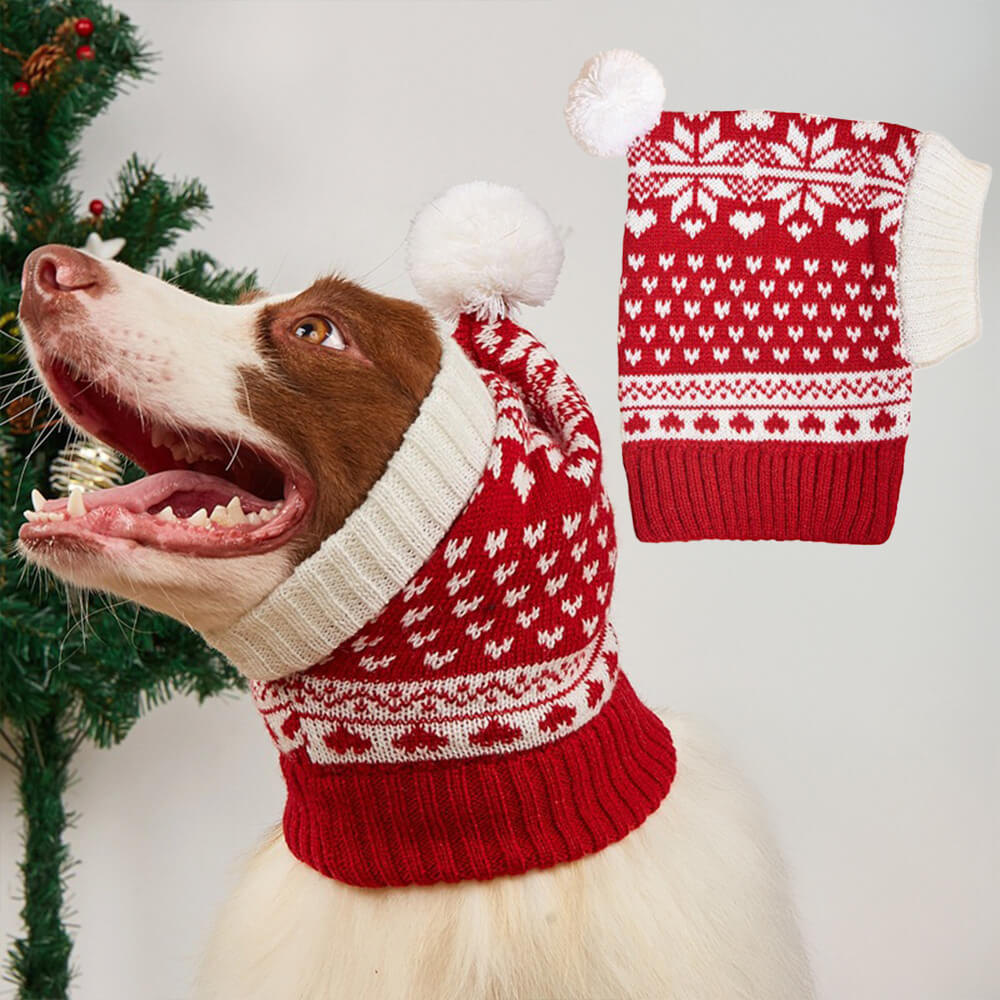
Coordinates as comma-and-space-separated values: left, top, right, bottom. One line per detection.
406, 182, 564, 322
565, 49, 665, 158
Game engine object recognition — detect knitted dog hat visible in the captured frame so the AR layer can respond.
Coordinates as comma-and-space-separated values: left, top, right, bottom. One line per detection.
208, 183, 675, 888
566, 51, 991, 543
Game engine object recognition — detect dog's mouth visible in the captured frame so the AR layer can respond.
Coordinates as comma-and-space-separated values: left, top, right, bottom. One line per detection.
19, 359, 312, 558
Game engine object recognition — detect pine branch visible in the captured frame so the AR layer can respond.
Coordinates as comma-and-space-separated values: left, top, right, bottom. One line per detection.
7, 707, 75, 1000
105, 154, 212, 271
158, 250, 258, 304
0, 2, 154, 190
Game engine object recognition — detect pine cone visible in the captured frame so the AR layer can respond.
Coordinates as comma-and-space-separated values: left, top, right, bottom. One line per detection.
6, 395, 54, 436
53, 17, 81, 51
22, 44, 66, 87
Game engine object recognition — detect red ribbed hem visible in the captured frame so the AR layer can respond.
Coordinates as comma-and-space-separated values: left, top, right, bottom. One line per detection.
279, 674, 676, 887
624, 438, 907, 543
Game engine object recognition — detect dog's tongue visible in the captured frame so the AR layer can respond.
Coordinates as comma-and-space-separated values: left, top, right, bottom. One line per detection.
35, 469, 274, 520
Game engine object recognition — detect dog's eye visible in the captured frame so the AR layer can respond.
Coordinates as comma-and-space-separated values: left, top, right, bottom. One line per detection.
292, 315, 346, 350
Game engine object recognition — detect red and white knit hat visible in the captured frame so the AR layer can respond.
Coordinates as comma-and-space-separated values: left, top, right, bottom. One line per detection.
567, 50, 991, 543
207, 183, 675, 888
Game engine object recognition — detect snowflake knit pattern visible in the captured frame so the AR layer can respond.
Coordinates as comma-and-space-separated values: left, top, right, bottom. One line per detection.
610, 106, 989, 543
245, 314, 676, 887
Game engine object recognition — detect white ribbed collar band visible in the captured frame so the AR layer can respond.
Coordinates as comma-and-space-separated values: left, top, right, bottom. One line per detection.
897, 132, 992, 367
206, 336, 497, 681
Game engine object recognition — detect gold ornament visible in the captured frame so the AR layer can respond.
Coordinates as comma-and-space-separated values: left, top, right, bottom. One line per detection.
49, 438, 124, 496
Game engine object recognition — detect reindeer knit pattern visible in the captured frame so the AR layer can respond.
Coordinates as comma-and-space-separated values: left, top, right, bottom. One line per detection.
617, 110, 988, 543
248, 314, 676, 887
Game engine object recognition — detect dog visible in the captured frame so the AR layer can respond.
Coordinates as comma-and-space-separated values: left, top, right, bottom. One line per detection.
17, 187, 813, 999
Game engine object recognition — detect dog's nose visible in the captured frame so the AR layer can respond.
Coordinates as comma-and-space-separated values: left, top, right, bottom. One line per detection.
20, 245, 108, 332
23, 244, 106, 297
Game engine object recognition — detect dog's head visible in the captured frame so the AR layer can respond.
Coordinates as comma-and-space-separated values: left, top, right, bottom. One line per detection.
16, 246, 441, 633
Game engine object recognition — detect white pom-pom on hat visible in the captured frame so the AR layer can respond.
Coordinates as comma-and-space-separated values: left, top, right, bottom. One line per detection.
406, 182, 564, 323
565, 49, 665, 158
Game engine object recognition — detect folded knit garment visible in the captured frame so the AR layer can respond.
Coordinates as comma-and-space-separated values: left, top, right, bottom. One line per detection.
207, 184, 676, 887
567, 51, 991, 543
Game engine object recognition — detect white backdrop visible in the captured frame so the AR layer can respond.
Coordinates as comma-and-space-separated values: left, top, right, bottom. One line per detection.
1, 2, 997, 998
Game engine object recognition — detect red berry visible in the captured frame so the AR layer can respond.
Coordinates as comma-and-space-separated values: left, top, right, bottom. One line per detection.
13, 80, 29, 97
75, 17, 95, 37
89, 199, 104, 217
76, 44, 95, 61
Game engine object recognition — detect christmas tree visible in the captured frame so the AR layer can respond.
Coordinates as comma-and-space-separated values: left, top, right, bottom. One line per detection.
0, 3, 256, 996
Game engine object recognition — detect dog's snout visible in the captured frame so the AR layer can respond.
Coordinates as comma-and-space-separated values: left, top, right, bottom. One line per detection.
24, 244, 105, 296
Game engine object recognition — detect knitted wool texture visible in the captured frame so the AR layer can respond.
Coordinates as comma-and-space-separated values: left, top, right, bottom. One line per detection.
217, 314, 676, 887
615, 111, 990, 542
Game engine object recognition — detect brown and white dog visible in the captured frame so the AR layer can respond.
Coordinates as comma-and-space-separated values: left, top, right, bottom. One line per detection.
16, 192, 813, 999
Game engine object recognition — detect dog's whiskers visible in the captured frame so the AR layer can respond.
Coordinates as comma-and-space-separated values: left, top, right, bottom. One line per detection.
225, 433, 243, 472
0, 368, 45, 415
16, 416, 65, 495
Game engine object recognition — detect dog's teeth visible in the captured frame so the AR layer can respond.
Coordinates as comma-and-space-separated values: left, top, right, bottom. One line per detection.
151, 426, 164, 448
188, 508, 209, 526
31, 489, 46, 511
246, 511, 261, 524
259, 508, 274, 522
67, 489, 86, 517
156, 506, 176, 521
169, 444, 187, 462
24, 510, 66, 522
226, 496, 247, 523
210, 504, 230, 525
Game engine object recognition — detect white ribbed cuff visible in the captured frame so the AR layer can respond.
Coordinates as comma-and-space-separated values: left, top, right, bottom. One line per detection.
897, 133, 991, 367
207, 336, 497, 680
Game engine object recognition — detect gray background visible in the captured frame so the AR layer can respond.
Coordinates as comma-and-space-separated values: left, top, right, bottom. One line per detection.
1, 1, 997, 998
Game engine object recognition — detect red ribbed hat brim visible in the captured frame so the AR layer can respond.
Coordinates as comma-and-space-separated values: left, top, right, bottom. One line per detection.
624, 438, 907, 543
280, 674, 676, 887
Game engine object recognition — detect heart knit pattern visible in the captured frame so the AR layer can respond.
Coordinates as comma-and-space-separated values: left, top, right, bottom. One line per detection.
617, 110, 930, 542
249, 312, 676, 887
